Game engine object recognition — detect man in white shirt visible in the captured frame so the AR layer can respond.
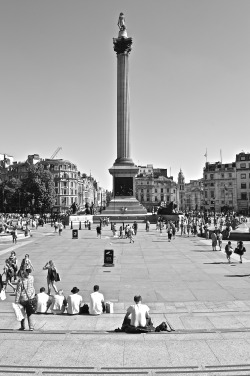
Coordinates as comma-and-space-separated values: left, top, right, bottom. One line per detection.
36, 287, 51, 314
89, 285, 105, 315
124, 295, 151, 327
66, 287, 83, 315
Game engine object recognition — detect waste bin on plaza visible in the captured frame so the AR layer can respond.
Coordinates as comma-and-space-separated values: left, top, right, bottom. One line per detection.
72, 229, 78, 239
105, 301, 114, 313
103, 249, 114, 267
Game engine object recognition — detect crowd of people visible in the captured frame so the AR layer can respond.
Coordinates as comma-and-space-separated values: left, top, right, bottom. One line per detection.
0, 211, 249, 333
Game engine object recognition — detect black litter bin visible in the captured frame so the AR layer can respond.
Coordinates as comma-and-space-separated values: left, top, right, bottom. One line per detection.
72, 229, 78, 239
103, 249, 114, 266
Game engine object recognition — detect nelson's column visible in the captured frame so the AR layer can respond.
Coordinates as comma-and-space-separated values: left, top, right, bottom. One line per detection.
105, 13, 147, 215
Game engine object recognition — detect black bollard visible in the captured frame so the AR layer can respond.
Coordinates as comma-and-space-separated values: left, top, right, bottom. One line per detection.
71, 221, 73, 229
79, 221, 81, 230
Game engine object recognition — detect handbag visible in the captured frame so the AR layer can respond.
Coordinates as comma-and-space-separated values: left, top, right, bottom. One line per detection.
12, 303, 25, 321
22, 282, 37, 314
55, 272, 61, 282
0, 289, 6, 301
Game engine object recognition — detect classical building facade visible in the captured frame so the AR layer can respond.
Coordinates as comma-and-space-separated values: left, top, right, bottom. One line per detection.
203, 161, 237, 212
135, 165, 177, 212
177, 169, 186, 211
235, 152, 250, 214
0, 154, 104, 214
185, 179, 203, 211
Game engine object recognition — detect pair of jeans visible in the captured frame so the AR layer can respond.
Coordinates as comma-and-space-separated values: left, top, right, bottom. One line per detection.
20, 300, 34, 330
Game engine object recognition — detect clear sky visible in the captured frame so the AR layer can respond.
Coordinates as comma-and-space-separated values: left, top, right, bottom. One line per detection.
0, 0, 249, 190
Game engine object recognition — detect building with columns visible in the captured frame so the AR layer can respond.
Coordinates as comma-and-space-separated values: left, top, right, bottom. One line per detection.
235, 152, 250, 215
185, 179, 204, 211
203, 161, 237, 212
177, 169, 186, 211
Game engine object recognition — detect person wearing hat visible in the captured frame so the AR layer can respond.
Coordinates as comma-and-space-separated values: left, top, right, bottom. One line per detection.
66, 287, 83, 315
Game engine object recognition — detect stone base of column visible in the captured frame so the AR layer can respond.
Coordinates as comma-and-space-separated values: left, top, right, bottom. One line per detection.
104, 196, 147, 215
106, 163, 147, 215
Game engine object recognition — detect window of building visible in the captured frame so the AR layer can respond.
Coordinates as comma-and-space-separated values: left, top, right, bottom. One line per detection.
167, 195, 170, 201
147, 198, 150, 202
240, 163, 246, 168
211, 191, 214, 198
174, 189, 175, 193
155, 189, 157, 193
141, 195, 144, 201
141, 189, 143, 192
71, 182, 73, 187
205, 191, 207, 198
167, 188, 169, 193
221, 173, 224, 178
64, 189, 66, 195
210, 174, 214, 179
221, 200, 224, 204
241, 193, 247, 200
155, 196, 158, 202
241, 183, 247, 189
147, 189, 149, 193
147, 181, 149, 185
228, 182, 232, 186
241, 174, 246, 179
211, 183, 214, 187
161, 188, 163, 193
161, 195, 164, 201
204, 175, 207, 180
240, 156, 246, 160
63, 182, 67, 187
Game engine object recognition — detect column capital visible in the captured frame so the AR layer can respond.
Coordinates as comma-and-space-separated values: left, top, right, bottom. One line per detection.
113, 37, 133, 55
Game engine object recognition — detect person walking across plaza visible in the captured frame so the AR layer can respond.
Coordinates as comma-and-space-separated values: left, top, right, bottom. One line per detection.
225, 241, 233, 263
89, 285, 105, 315
15, 269, 36, 331
3, 259, 16, 293
96, 225, 102, 238
133, 221, 138, 235
167, 226, 173, 242
19, 254, 34, 275
217, 231, 223, 251
128, 226, 134, 243
43, 260, 59, 295
235, 240, 246, 263
58, 221, 63, 236
211, 231, 217, 251
12, 226, 18, 244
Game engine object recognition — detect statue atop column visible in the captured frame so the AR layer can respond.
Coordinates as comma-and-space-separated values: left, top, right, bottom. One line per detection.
117, 12, 126, 30
117, 12, 128, 38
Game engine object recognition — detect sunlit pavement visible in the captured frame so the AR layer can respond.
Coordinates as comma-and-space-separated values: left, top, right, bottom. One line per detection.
1, 223, 250, 375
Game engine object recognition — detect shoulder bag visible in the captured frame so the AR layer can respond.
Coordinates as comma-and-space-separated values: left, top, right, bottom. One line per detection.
22, 281, 37, 314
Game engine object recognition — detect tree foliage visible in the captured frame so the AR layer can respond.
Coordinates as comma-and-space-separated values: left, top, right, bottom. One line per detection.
0, 165, 56, 213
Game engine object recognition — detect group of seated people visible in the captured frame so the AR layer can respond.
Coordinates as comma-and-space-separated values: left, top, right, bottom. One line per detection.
36, 284, 105, 315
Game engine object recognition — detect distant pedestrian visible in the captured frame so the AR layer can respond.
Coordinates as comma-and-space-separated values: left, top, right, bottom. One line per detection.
167, 227, 172, 242
235, 240, 246, 264
12, 227, 17, 244
96, 225, 102, 238
146, 220, 150, 232
58, 221, 63, 236
128, 227, 134, 243
133, 221, 138, 235
211, 231, 217, 251
225, 241, 233, 263
217, 231, 223, 251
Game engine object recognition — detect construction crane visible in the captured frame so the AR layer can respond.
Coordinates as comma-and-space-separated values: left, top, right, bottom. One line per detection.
50, 147, 62, 159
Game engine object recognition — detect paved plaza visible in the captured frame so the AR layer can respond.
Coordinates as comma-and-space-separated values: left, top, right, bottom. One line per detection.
1, 224, 250, 375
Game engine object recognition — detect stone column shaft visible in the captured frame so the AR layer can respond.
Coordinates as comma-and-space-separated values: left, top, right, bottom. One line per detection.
117, 53, 130, 162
